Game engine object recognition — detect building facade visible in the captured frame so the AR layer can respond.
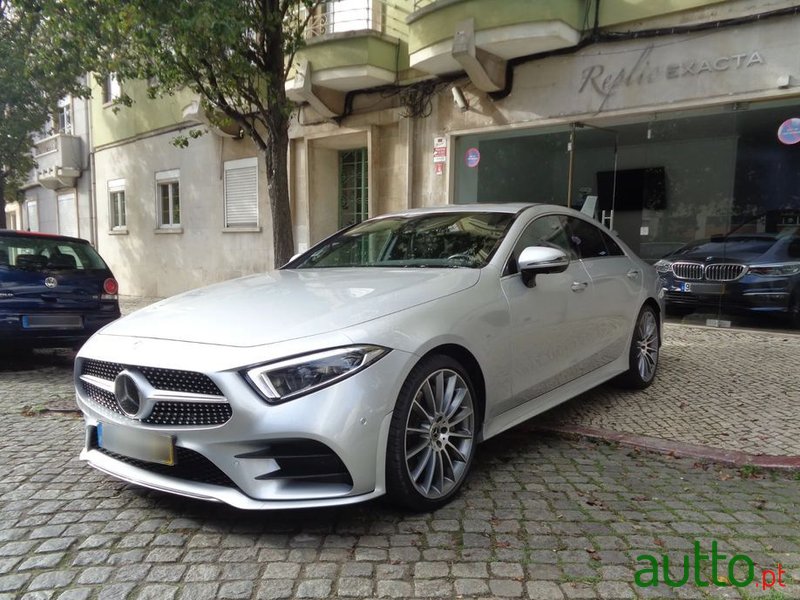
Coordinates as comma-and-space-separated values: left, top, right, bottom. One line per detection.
287, 0, 800, 329
86, 0, 800, 328
17, 93, 94, 241
89, 80, 272, 297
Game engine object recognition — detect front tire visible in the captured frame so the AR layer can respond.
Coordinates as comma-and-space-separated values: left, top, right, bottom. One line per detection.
386, 355, 477, 511
614, 305, 660, 389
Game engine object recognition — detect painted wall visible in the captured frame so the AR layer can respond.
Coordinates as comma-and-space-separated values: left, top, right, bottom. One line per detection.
94, 131, 273, 297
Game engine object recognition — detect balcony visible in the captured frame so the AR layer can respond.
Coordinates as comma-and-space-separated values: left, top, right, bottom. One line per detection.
28, 133, 83, 190
407, 0, 583, 88
286, 0, 410, 115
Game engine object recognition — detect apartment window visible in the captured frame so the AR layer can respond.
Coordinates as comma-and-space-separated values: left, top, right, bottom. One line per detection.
224, 158, 258, 228
56, 97, 72, 134
108, 179, 126, 230
339, 148, 368, 228
156, 170, 180, 228
101, 73, 121, 105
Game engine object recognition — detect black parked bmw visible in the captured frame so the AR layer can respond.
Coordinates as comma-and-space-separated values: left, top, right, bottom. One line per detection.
655, 214, 800, 328
0, 230, 120, 348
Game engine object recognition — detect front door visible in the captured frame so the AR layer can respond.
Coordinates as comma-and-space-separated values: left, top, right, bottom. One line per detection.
497, 214, 595, 417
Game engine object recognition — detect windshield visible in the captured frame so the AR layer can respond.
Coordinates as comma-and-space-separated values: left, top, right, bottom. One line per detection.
291, 212, 515, 269
0, 234, 108, 271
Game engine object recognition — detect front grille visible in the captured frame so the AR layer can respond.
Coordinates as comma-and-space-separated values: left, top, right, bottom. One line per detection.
672, 262, 704, 280
79, 359, 231, 427
672, 262, 747, 282
145, 402, 233, 427
82, 359, 222, 396
95, 444, 237, 488
83, 381, 124, 416
705, 263, 746, 281
139, 367, 222, 396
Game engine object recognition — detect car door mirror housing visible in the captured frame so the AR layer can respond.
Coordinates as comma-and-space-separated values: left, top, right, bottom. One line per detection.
518, 246, 569, 288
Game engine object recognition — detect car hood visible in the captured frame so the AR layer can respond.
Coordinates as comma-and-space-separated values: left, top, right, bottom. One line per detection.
101, 268, 480, 347
668, 237, 778, 264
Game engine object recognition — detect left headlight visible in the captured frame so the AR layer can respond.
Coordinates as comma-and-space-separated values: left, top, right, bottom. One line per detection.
244, 345, 390, 404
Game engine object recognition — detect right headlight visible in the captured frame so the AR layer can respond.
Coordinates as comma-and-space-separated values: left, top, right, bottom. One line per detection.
747, 263, 800, 277
244, 345, 390, 404
654, 259, 673, 274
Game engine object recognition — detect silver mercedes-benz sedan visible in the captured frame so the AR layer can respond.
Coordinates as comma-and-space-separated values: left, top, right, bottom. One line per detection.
75, 204, 663, 511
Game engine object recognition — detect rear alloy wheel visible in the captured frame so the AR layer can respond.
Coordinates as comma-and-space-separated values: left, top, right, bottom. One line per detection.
614, 305, 660, 389
386, 355, 477, 511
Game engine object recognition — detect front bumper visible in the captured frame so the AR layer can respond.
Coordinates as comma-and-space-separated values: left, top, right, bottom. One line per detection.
660, 274, 796, 314
0, 308, 120, 348
75, 343, 414, 509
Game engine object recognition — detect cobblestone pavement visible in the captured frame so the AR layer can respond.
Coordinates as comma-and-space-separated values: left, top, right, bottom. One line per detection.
0, 298, 798, 599
541, 324, 800, 457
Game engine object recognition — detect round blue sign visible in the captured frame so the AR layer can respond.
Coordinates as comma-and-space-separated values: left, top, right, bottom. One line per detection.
465, 147, 481, 168
777, 118, 800, 145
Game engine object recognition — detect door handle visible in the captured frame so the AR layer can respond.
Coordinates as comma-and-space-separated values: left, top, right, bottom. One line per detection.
571, 281, 589, 292
626, 269, 641, 280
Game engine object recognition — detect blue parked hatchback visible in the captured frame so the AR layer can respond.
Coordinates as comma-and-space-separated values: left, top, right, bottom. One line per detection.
0, 230, 120, 348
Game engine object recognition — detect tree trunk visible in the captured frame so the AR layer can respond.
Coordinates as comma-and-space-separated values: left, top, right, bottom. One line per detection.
0, 171, 7, 230
264, 117, 294, 269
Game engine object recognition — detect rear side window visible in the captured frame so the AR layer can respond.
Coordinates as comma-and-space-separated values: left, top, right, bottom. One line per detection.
566, 217, 625, 259
0, 235, 107, 271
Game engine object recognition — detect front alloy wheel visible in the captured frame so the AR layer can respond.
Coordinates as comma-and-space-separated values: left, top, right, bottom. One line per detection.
387, 356, 476, 510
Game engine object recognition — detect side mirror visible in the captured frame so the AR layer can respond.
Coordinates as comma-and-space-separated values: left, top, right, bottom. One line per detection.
518, 246, 569, 288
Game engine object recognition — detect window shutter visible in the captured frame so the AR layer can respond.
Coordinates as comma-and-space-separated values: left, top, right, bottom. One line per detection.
224, 160, 258, 227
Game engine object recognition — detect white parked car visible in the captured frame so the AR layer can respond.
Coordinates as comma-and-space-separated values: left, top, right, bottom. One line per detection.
75, 204, 663, 511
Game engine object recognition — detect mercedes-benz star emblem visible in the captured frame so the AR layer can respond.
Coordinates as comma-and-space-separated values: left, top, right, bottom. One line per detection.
114, 372, 142, 417
44, 277, 57, 288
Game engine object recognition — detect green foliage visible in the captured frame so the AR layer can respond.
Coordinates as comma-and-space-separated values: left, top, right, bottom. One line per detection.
0, 0, 89, 218
32, 0, 322, 265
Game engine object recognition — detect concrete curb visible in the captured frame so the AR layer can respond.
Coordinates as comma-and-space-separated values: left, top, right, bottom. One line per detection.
538, 424, 800, 470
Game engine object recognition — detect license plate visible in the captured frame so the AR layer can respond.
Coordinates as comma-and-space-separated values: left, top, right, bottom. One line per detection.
22, 314, 83, 329
678, 282, 724, 294
97, 422, 175, 466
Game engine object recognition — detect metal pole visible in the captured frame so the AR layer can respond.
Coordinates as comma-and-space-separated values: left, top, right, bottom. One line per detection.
566, 123, 575, 208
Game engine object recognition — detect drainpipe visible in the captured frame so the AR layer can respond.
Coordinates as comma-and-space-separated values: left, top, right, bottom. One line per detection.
86, 74, 98, 247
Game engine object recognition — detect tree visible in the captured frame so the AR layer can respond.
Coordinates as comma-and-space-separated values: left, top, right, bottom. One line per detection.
38, 0, 321, 266
0, 0, 87, 228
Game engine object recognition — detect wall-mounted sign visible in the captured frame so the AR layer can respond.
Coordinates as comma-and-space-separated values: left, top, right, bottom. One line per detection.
433, 136, 447, 176
777, 118, 800, 145
578, 45, 766, 110
465, 147, 480, 168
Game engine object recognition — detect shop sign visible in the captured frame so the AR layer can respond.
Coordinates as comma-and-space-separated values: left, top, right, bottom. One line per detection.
777, 118, 800, 145
579, 45, 765, 109
433, 136, 447, 163
465, 147, 480, 168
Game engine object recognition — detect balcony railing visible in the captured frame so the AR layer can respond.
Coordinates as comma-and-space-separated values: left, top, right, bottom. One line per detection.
302, 0, 407, 39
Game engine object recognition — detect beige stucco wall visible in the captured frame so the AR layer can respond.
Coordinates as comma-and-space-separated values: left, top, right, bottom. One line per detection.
94, 130, 273, 297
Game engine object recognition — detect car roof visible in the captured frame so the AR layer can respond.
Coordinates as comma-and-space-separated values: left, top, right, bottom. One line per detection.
383, 203, 547, 217
0, 229, 90, 244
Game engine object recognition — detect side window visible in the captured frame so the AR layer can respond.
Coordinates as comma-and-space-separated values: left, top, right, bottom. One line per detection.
508, 215, 573, 274
566, 217, 614, 259
602, 231, 625, 256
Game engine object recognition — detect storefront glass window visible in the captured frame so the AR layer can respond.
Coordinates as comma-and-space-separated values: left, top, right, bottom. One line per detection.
453, 100, 800, 331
